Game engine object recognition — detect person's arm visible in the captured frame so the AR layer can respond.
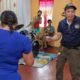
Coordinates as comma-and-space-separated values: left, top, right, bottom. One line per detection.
46, 21, 62, 41
27, 16, 39, 27
51, 32, 62, 40
23, 51, 34, 66
46, 32, 62, 41
44, 27, 48, 35
22, 37, 34, 66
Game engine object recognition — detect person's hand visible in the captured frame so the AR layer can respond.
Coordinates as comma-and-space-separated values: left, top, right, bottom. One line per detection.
46, 36, 53, 42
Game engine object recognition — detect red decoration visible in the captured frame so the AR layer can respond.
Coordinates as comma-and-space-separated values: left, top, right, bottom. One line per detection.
44, 11, 47, 28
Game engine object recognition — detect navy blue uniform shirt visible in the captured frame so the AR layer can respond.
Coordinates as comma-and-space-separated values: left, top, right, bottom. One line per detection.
0, 29, 32, 80
57, 16, 80, 47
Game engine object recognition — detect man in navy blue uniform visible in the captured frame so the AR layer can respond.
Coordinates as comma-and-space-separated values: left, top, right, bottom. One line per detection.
46, 3, 80, 80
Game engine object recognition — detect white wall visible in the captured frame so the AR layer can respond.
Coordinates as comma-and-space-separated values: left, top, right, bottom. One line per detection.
0, 0, 31, 27
22, 0, 31, 27
0, 0, 17, 14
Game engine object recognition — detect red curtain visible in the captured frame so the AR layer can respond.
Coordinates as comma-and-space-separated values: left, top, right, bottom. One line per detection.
39, 0, 54, 7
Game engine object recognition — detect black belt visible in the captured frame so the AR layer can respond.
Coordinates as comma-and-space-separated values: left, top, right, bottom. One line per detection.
66, 46, 80, 50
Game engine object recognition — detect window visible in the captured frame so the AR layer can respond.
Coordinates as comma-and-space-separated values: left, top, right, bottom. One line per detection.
39, 0, 54, 27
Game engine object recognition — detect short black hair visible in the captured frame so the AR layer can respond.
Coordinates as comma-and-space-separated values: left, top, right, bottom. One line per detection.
48, 19, 52, 23
64, 3, 77, 11
38, 10, 42, 14
0, 10, 18, 32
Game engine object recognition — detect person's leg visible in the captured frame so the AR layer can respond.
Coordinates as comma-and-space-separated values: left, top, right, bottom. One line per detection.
56, 48, 68, 80
42, 35, 47, 48
67, 49, 80, 80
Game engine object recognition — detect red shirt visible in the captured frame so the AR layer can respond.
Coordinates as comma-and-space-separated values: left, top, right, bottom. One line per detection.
33, 20, 40, 28
33, 16, 41, 28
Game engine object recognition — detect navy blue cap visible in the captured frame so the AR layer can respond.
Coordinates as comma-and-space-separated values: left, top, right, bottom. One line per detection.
64, 3, 77, 10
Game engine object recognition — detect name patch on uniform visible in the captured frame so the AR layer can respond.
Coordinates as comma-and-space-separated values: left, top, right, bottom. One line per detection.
75, 24, 80, 29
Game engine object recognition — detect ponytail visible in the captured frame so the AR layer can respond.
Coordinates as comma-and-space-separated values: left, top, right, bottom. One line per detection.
0, 10, 18, 33
8, 23, 14, 33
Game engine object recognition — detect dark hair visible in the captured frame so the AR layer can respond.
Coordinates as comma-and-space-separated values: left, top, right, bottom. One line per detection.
38, 10, 42, 14
48, 19, 52, 23
0, 10, 18, 32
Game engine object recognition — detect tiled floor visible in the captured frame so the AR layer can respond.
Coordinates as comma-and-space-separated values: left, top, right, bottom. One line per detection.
18, 48, 72, 80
